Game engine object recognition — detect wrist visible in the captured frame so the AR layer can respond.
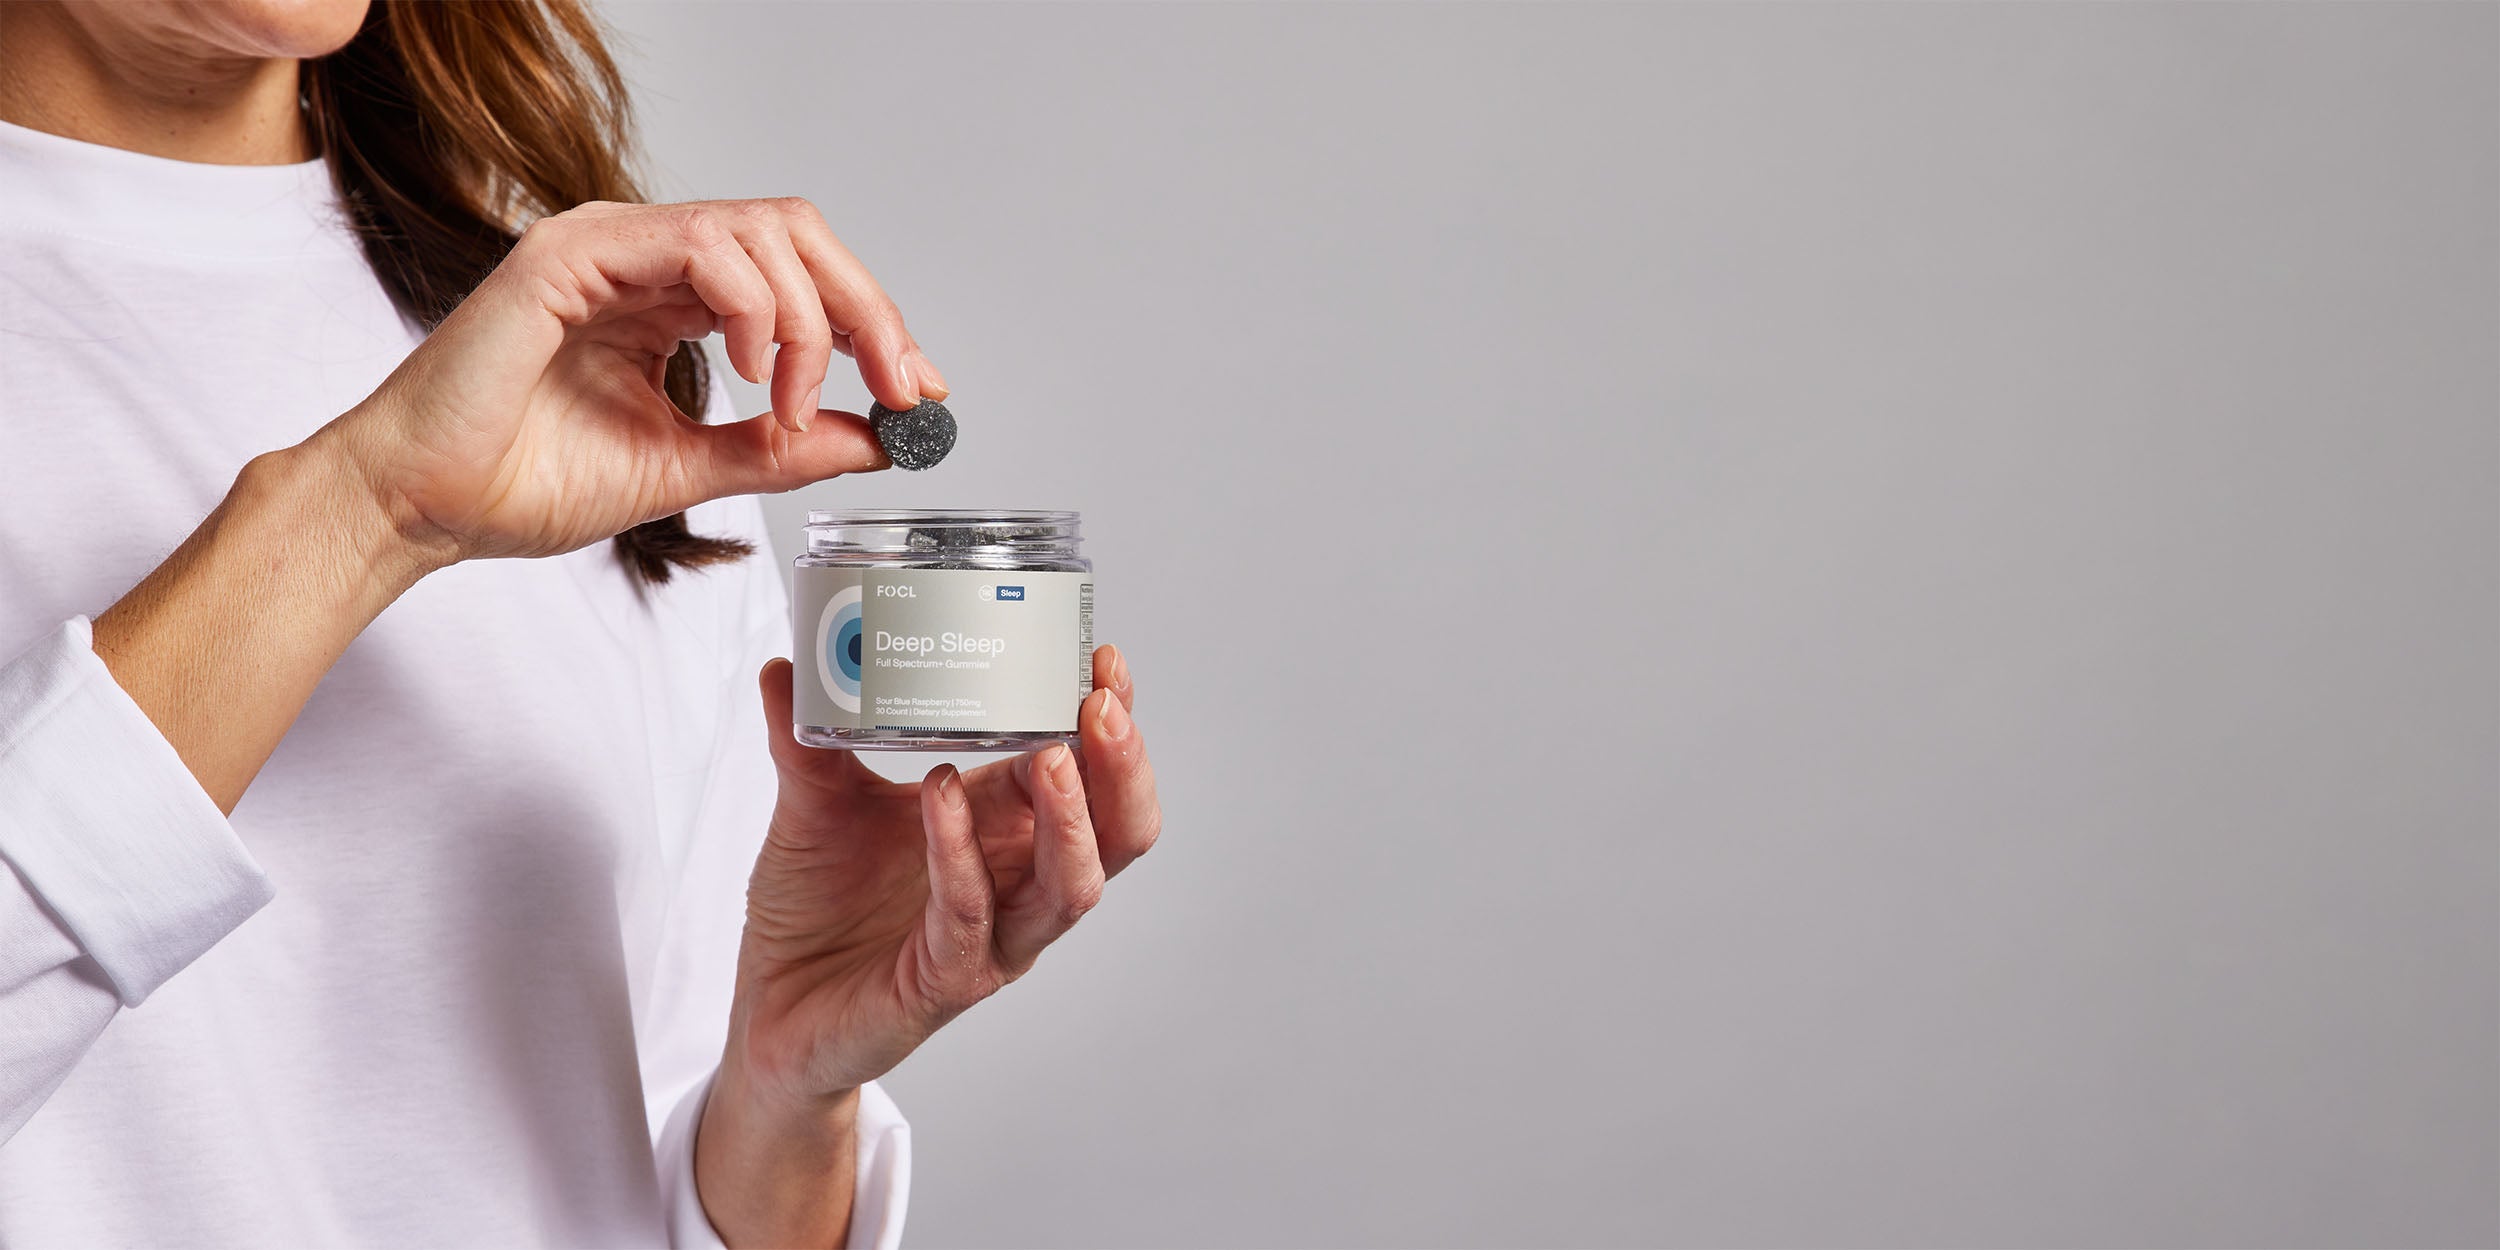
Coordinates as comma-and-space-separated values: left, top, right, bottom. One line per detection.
698, 1053, 862, 1248
712, 1043, 861, 1145
272, 421, 458, 595
86, 420, 453, 811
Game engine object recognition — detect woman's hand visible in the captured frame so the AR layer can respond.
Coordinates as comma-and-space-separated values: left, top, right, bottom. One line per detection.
319, 197, 945, 567
695, 646, 1163, 1248
95, 198, 937, 811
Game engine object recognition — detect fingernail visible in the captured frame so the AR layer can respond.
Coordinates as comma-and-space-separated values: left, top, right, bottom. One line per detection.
1044, 744, 1080, 796
896, 357, 921, 403
935, 764, 964, 808
1096, 687, 1131, 740
915, 352, 950, 400
798, 384, 820, 431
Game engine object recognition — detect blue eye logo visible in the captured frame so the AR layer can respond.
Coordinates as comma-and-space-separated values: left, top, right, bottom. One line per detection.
815, 585, 864, 713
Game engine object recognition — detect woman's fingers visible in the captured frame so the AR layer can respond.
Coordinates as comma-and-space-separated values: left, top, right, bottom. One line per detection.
775, 198, 929, 412
1079, 682, 1161, 879
995, 743, 1105, 973
913, 764, 999, 1017
686, 408, 886, 502
1094, 643, 1135, 714
723, 206, 836, 433
665, 215, 776, 387
513, 199, 942, 419
519, 205, 781, 385
957, 755, 1041, 850
956, 644, 1151, 871
909, 349, 951, 401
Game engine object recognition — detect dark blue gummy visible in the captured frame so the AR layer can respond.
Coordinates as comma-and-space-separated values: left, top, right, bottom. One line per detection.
867, 399, 957, 471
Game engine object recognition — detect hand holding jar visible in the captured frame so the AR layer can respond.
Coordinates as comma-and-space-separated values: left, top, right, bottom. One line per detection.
699, 642, 1161, 1246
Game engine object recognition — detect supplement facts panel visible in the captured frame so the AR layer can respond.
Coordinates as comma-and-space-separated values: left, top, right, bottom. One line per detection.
1079, 582, 1095, 694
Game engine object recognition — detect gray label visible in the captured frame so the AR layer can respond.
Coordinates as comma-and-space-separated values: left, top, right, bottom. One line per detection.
794, 567, 1094, 732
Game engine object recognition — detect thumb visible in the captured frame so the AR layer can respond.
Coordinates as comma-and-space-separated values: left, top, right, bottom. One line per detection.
757, 657, 867, 795
687, 410, 888, 505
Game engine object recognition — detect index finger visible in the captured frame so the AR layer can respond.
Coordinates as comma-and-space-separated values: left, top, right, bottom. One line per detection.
775, 198, 924, 412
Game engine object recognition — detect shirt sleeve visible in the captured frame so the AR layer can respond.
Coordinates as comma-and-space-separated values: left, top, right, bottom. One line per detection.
634, 491, 912, 1249
0, 616, 275, 1144
654, 1070, 911, 1250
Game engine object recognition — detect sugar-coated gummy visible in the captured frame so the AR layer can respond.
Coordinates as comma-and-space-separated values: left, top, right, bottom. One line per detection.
904, 524, 1056, 550
904, 523, 1059, 567
868, 399, 958, 471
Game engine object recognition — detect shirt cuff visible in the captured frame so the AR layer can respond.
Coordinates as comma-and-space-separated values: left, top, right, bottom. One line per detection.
0, 617, 273, 1005
657, 1070, 911, 1250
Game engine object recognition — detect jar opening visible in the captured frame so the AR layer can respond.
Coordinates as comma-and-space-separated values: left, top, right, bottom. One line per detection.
804, 509, 1082, 558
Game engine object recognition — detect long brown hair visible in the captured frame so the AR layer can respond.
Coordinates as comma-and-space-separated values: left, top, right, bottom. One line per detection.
301, 0, 748, 585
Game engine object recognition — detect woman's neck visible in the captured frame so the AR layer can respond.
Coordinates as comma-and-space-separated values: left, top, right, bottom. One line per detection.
0, 3, 308, 165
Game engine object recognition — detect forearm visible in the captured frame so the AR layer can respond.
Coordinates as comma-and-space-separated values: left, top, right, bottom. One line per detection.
695, 1051, 860, 1249
90, 429, 443, 813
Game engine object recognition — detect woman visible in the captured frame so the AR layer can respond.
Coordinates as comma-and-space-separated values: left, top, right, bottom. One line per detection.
0, 1, 1162, 1246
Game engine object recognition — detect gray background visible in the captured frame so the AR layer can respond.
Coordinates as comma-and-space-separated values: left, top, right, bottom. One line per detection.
604, 3, 2499, 1246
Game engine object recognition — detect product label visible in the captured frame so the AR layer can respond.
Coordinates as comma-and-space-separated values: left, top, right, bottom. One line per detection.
793, 567, 1094, 734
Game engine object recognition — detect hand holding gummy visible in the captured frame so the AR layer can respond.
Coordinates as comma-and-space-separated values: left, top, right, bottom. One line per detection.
312, 197, 941, 570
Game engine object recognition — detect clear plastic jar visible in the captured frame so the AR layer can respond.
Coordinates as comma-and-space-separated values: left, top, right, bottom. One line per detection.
792, 510, 1093, 751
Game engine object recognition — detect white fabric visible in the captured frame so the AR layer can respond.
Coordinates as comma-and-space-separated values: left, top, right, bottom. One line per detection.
0, 117, 906, 1247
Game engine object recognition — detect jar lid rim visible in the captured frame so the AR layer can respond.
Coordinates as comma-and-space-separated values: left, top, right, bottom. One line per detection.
806, 508, 1078, 526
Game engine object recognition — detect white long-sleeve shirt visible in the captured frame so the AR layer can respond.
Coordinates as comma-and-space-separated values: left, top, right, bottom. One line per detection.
0, 118, 907, 1246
